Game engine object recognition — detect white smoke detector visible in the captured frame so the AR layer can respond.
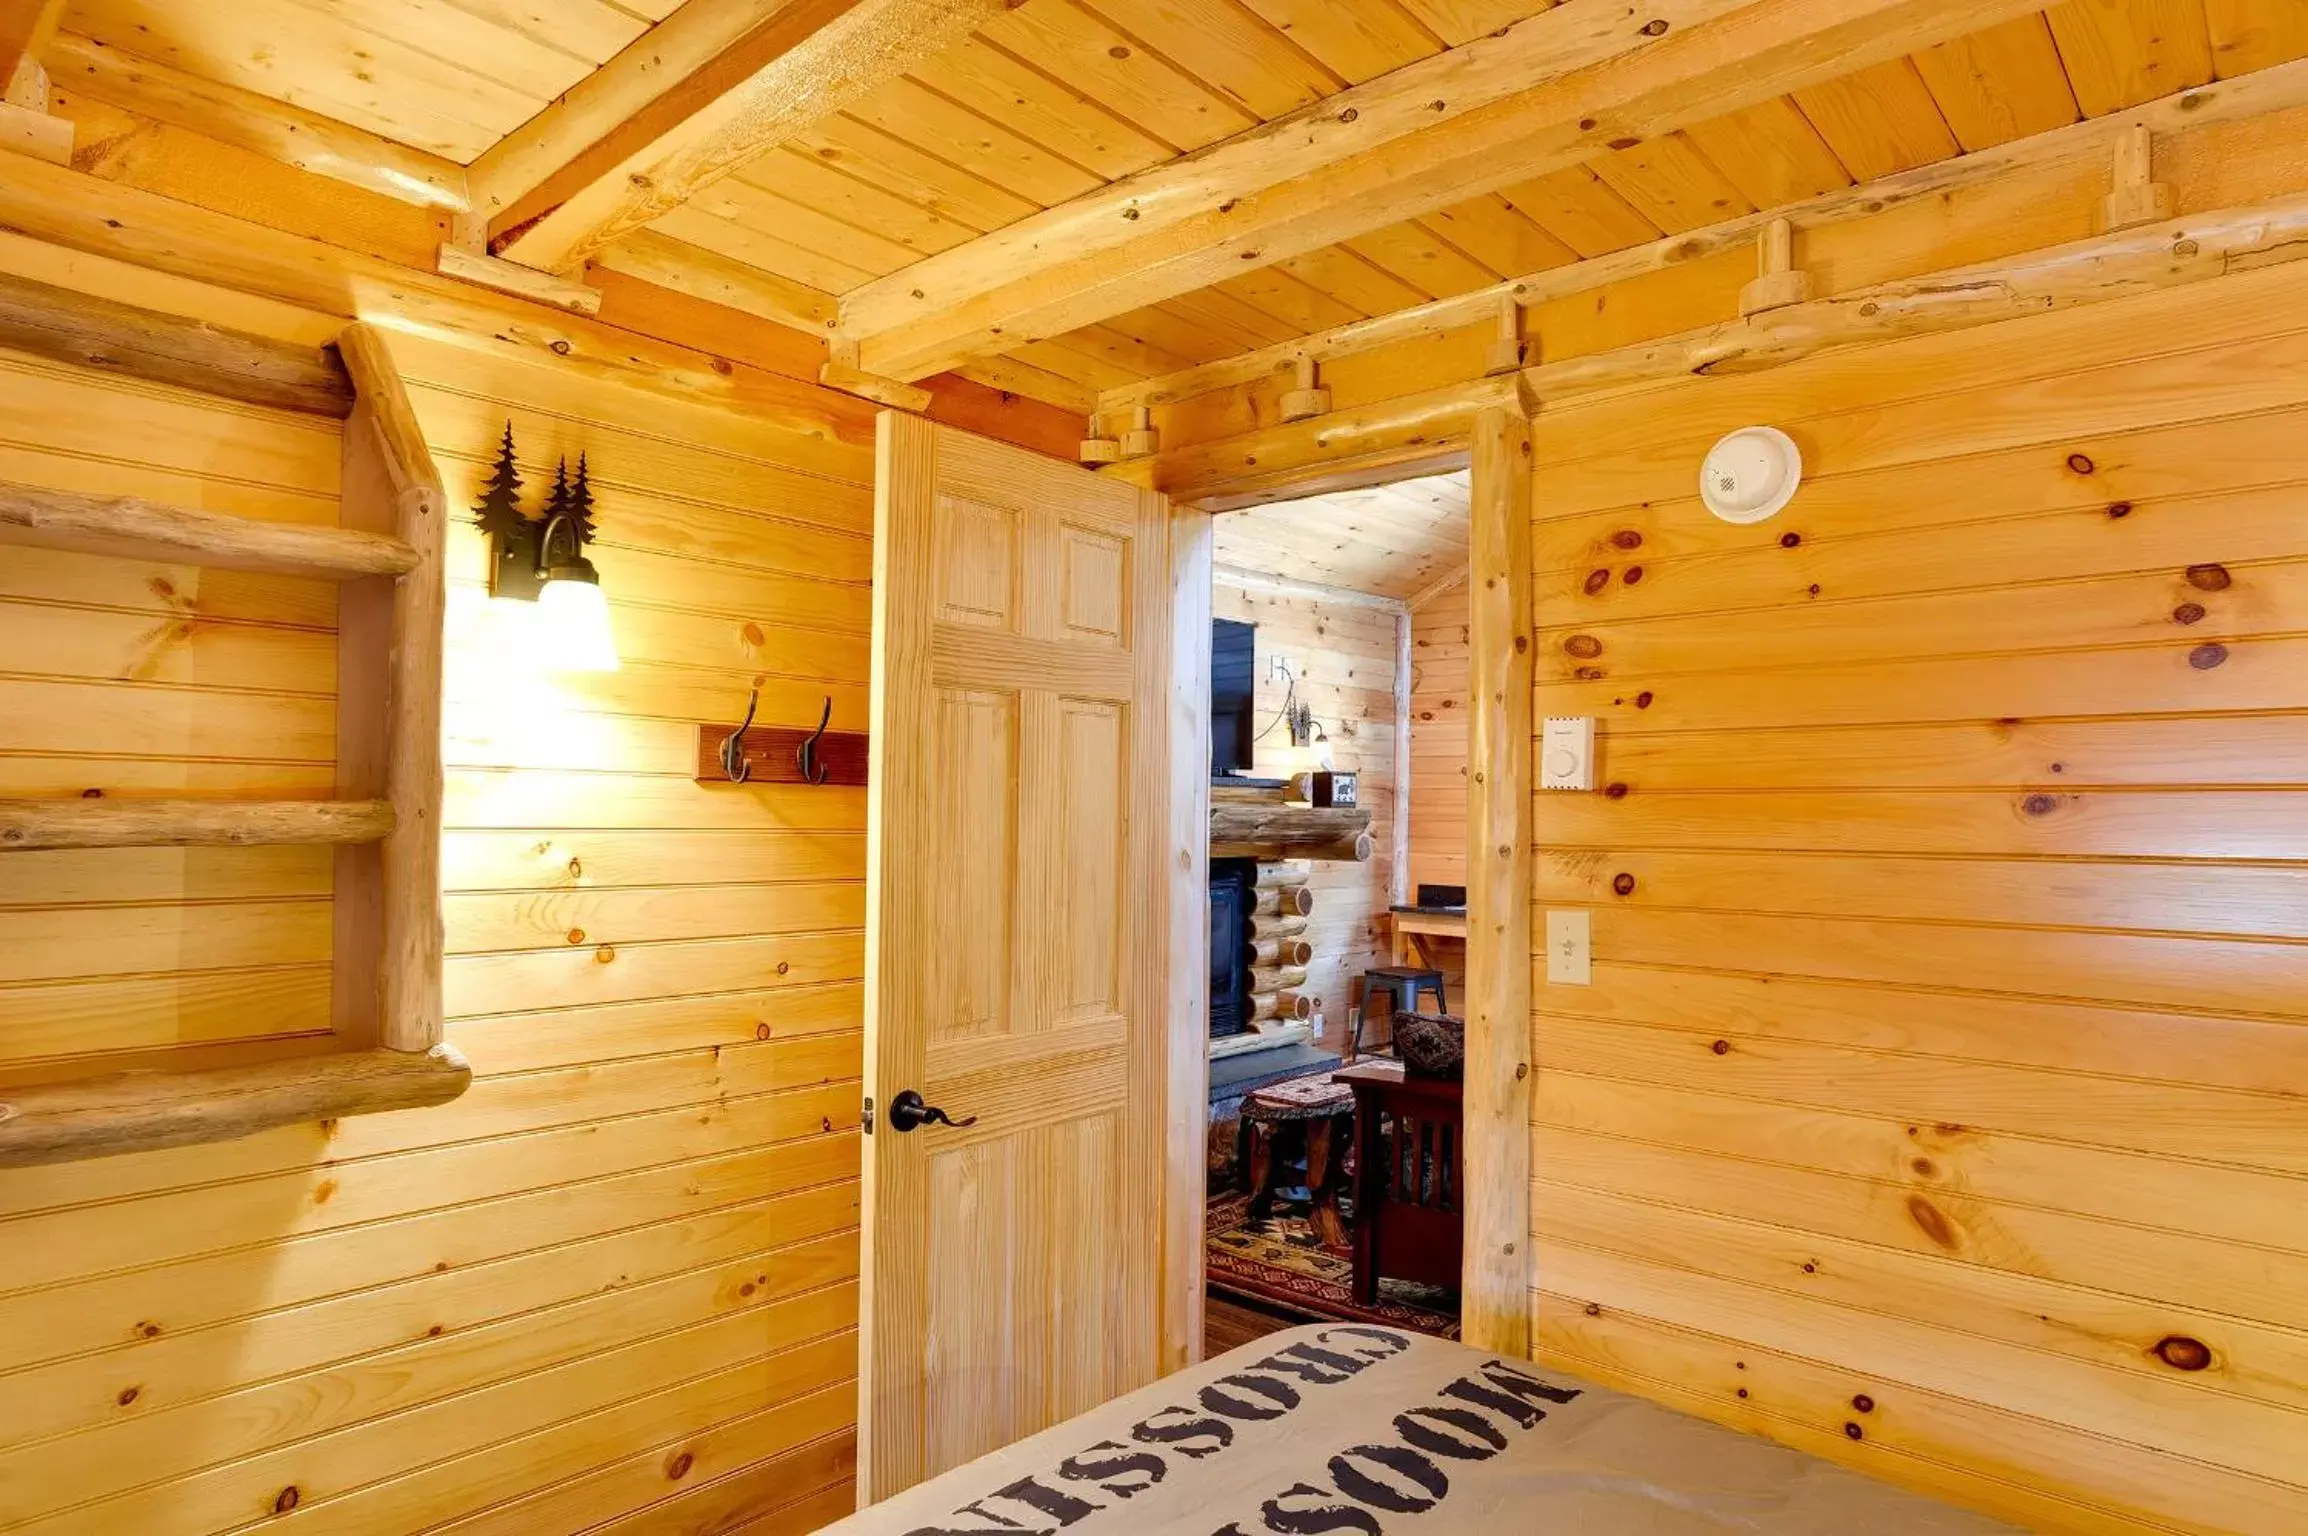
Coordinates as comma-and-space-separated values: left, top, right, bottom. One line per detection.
1700, 426, 1802, 524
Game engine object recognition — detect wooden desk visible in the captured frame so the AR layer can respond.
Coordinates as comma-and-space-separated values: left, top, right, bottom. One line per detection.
1334, 1060, 1463, 1305
1387, 907, 1466, 968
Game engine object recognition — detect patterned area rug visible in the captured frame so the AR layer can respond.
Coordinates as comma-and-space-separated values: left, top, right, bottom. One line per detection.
1206, 1191, 1460, 1339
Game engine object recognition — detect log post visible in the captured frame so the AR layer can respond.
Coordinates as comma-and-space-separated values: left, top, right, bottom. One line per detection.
2100, 122, 2174, 233
1280, 356, 1332, 422
1462, 402, 1534, 1357
1122, 405, 1160, 459
1738, 217, 1812, 317
1080, 412, 1122, 466
1483, 294, 1526, 375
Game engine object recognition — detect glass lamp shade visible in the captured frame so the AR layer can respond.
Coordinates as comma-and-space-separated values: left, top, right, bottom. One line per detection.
534, 571, 619, 672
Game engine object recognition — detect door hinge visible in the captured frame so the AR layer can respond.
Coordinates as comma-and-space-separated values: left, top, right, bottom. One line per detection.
862, 1095, 875, 1135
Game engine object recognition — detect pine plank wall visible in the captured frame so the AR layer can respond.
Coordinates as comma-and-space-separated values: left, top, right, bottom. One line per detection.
1211, 578, 1398, 1037
1408, 581, 1469, 893
1524, 259, 2308, 1532
0, 314, 869, 1529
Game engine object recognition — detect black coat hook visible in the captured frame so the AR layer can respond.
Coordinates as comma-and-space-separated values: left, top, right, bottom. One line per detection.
719, 689, 758, 784
797, 697, 833, 785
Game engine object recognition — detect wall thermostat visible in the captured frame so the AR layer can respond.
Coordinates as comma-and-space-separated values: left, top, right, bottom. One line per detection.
1700, 426, 1802, 524
1540, 716, 1595, 791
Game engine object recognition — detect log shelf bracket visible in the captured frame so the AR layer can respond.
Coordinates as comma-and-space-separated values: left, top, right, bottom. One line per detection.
0, 290, 464, 1168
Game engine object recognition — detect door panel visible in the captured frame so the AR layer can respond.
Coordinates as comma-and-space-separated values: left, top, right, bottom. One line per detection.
860, 414, 1178, 1503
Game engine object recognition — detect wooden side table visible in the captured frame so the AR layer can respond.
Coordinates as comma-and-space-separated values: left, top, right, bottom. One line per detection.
1241, 1076, 1357, 1248
1334, 1060, 1464, 1304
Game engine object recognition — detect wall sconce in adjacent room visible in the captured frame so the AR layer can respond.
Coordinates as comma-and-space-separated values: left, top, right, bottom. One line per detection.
473, 424, 619, 671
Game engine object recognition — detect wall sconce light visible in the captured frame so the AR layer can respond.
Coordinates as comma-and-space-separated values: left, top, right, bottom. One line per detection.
474, 425, 619, 671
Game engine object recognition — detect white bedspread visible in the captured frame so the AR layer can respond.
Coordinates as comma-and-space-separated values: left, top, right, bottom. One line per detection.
822, 1324, 2018, 1533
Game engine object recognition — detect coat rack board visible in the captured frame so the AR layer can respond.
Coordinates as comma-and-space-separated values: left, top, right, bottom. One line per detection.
695, 720, 870, 787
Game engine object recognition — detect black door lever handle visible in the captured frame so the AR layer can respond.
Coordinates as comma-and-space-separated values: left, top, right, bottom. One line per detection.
887, 1088, 976, 1132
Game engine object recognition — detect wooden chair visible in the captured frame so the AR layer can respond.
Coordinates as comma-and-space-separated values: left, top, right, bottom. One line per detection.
1335, 1060, 1463, 1305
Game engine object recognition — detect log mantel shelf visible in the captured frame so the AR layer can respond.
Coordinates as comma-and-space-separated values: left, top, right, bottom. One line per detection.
1210, 801, 1373, 862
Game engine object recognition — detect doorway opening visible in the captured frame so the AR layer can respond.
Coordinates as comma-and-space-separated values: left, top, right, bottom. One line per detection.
1195, 466, 1474, 1355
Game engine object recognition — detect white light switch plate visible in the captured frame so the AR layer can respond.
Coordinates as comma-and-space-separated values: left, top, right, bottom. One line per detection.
1540, 716, 1595, 791
1546, 909, 1592, 985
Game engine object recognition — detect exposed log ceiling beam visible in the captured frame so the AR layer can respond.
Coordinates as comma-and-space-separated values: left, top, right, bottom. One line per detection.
1102, 56, 2308, 414
484, 0, 1017, 276
1118, 188, 2308, 502
0, 0, 64, 87
840, 0, 2053, 382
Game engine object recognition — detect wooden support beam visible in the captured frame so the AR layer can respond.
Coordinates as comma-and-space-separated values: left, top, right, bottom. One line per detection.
1407, 563, 1472, 611
1097, 57, 2308, 415
488, 0, 1013, 274
1123, 188, 2308, 498
0, 1045, 470, 1168
842, 0, 2052, 380
0, 480, 418, 577
0, 799, 395, 850
1483, 294, 1527, 377
0, 0, 63, 89
818, 358, 933, 412
589, 229, 835, 335
0, 267, 356, 415
45, 33, 469, 211
1278, 357, 1331, 422
1461, 402, 1533, 1358
435, 242, 602, 316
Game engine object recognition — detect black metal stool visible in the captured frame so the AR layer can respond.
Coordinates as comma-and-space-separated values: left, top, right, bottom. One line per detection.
1353, 966, 1447, 1057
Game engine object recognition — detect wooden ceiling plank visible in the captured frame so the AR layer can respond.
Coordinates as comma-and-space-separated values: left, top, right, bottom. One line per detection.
1101, 302, 1252, 363
648, 202, 885, 294
1010, 334, 1145, 391
1098, 51, 2308, 413
2044, 0, 2217, 116
1792, 56, 1963, 179
847, 0, 2054, 380
841, 72, 1102, 207
1235, 0, 1445, 84
0, 0, 64, 84
1057, 318, 1208, 377
68, 0, 526, 159
1269, 244, 1430, 320
735, 145, 983, 250
1913, 14, 2082, 151
979, 0, 1257, 152
487, 0, 1017, 275
907, 33, 1172, 181
43, 32, 469, 212
1210, 262, 1368, 332
588, 230, 838, 334
1157, 285, 1308, 347
786, 115, 1040, 231
1590, 129, 1758, 233
1345, 219, 1505, 299
272, 0, 603, 103
423, 0, 653, 65
1499, 165, 1665, 257
2202, 0, 2308, 76
679, 174, 927, 274
1680, 97, 1853, 209
1083, 0, 1341, 120
1422, 193, 1582, 278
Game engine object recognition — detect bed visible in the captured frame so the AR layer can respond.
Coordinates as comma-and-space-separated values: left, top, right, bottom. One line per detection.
822, 1324, 2015, 1534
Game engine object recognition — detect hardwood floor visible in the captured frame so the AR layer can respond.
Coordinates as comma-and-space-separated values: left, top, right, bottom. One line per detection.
1205, 1290, 1315, 1357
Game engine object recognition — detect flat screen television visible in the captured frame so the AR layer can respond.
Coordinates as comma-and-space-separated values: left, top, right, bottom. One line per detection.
1212, 618, 1256, 774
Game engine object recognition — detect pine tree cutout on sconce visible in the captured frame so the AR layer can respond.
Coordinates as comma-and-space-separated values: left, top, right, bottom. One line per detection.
474, 422, 618, 671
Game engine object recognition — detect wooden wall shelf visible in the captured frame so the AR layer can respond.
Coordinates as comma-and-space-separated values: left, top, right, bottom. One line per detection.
1211, 801, 1373, 862
0, 799, 395, 850
0, 290, 456, 1166
0, 1046, 470, 1168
